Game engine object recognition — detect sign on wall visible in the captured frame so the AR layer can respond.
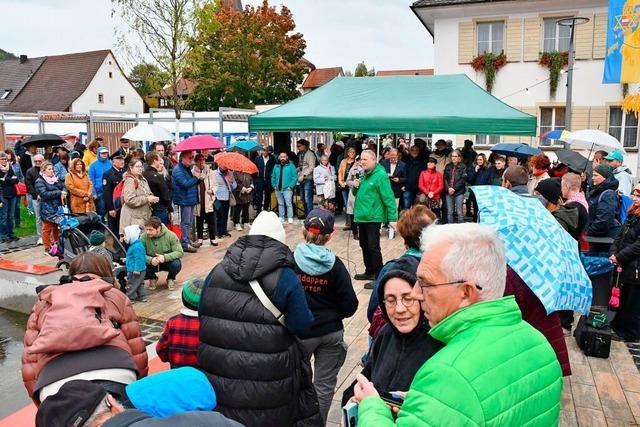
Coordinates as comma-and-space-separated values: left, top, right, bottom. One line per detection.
603, 0, 640, 83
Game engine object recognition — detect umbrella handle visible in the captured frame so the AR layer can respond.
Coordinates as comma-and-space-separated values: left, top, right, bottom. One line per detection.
583, 143, 595, 174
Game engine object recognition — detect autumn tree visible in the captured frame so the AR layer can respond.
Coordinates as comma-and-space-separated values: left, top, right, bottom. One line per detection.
111, 0, 199, 123
128, 63, 169, 97
187, 0, 307, 111
354, 61, 375, 77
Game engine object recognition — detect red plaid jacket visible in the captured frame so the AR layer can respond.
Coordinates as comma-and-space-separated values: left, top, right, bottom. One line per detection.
156, 311, 200, 368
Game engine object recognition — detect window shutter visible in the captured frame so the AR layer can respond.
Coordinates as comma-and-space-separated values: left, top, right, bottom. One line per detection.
506, 19, 523, 62
571, 107, 590, 130
593, 12, 608, 59
459, 21, 475, 64
575, 14, 594, 59
589, 106, 608, 130
523, 17, 541, 61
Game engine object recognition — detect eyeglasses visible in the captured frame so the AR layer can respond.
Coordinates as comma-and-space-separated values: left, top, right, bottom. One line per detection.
383, 295, 417, 309
416, 279, 483, 290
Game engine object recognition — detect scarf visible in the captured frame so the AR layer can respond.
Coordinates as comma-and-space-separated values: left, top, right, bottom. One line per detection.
566, 192, 589, 211
40, 172, 59, 185
0, 162, 9, 173
533, 169, 548, 177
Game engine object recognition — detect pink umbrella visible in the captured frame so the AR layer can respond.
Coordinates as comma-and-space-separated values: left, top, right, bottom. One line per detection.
173, 135, 225, 152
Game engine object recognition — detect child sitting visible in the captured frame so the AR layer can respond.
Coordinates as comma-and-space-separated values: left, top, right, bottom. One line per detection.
123, 225, 147, 302
88, 230, 113, 264
156, 279, 204, 368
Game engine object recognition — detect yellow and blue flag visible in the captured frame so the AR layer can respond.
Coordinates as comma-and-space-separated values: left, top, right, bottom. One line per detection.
603, 0, 640, 83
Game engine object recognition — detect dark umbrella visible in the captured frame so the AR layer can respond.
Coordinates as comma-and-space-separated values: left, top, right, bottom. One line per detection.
490, 143, 542, 158
555, 149, 592, 173
22, 134, 65, 148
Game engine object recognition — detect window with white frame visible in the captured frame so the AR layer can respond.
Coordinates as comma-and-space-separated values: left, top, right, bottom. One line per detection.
539, 107, 566, 146
475, 134, 501, 145
477, 21, 504, 54
543, 18, 571, 52
609, 106, 639, 149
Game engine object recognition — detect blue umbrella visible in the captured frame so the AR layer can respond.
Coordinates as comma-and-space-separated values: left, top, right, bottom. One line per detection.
227, 140, 261, 152
472, 185, 592, 314
490, 143, 542, 158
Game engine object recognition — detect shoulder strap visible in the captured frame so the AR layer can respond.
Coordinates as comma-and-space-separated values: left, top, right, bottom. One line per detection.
249, 279, 286, 326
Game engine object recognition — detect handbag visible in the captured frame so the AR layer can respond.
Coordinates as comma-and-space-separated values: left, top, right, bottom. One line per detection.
15, 181, 27, 196
573, 311, 612, 358
609, 266, 622, 310
167, 223, 182, 239
221, 173, 237, 207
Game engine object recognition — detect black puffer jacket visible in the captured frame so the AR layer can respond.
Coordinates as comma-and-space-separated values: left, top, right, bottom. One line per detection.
198, 235, 322, 427
611, 213, 640, 284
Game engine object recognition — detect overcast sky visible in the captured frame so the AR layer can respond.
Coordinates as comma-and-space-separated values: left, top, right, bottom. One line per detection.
0, 0, 434, 73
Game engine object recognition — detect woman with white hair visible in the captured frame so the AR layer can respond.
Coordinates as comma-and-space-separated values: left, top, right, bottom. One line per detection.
313, 155, 336, 206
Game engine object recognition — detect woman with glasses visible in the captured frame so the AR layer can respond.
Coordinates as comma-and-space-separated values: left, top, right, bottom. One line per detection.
609, 185, 640, 342
443, 150, 466, 223
119, 159, 158, 231
342, 269, 443, 406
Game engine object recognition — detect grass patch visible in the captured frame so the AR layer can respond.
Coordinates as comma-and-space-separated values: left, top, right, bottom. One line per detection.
14, 199, 36, 238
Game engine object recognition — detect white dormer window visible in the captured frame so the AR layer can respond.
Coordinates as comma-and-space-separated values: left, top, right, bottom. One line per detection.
1, 90, 11, 100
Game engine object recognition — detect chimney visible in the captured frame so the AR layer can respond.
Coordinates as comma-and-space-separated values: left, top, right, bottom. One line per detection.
19, 55, 27, 64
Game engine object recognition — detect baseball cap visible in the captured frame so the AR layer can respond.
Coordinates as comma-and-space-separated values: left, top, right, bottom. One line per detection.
97, 147, 109, 155
36, 380, 107, 427
604, 150, 624, 162
304, 208, 335, 235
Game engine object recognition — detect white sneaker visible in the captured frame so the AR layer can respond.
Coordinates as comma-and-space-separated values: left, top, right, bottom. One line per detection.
167, 279, 175, 291
280, 218, 285, 223
37, 237, 43, 245
288, 218, 294, 224
235, 224, 243, 231
148, 279, 157, 291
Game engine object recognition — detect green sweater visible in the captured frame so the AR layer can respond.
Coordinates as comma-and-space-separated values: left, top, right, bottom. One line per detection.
358, 296, 562, 427
353, 164, 398, 223
140, 224, 184, 264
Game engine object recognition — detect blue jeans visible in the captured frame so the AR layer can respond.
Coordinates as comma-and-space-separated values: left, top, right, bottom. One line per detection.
145, 259, 182, 281
32, 198, 42, 236
341, 189, 350, 207
179, 205, 194, 246
446, 193, 465, 224
300, 179, 313, 215
0, 197, 17, 238
152, 208, 170, 225
14, 197, 20, 227
275, 190, 293, 220
214, 200, 230, 236
94, 194, 106, 219
401, 190, 413, 210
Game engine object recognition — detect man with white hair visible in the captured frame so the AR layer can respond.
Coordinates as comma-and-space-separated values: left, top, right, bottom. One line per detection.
354, 223, 562, 426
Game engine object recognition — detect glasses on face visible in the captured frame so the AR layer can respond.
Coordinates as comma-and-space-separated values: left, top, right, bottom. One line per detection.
416, 279, 483, 291
383, 295, 417, 309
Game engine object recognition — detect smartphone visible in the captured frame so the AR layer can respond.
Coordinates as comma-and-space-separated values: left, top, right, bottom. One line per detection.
380, 391, 404, 407
342, 402, 358, 427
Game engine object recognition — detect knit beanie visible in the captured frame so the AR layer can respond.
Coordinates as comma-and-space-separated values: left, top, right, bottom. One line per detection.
594, 164, 613, 179
535, 178, 562, 205
249, 211, 286, 244
123, 225, 141, 244
88, 230, 105, 246
181, 279, 205, 311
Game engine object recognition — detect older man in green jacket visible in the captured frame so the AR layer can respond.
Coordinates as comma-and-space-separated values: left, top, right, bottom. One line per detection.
352, 149, 398, 287
354, 223, 562, 426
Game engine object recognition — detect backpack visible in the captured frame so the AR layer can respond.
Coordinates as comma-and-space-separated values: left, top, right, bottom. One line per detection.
113, 176, 139, 211
597, 190, 633, 224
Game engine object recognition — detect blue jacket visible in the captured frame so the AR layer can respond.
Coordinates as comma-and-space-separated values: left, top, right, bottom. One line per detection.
380, 159, 407, 198
587, 176, 622, 238
171, 163, 199, 206
126, 239, 147, 273
88, 157, 112, 196
35, 176, 65, 219
466, 165, 496, 186
271, 162, 298, 191
53, 162, 68, 182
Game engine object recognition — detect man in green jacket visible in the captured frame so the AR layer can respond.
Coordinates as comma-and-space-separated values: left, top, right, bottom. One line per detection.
354, 223, 562, 426
141, 216, 184, 291
352, 150, 398, 287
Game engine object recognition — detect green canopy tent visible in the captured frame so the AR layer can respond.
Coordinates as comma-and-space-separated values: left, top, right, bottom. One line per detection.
249, 74, 536, 136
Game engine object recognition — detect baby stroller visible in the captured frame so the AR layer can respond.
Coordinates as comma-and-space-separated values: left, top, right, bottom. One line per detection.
47, 211, 128, 289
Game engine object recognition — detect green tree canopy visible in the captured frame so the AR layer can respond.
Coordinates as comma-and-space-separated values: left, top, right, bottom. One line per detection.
0, 48, 17, 60
128, 63, 170, 97
187, 0, 307, 111
354, 61, 375, 77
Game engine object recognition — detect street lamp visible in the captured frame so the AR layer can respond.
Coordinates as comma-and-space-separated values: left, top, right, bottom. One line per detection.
557, 17, 590, 147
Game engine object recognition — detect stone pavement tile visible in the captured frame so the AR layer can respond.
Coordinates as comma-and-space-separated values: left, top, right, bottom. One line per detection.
618, 371, 640, 393
627, 391, 640, 417
604, 418, 638, 427
567, 338, 589, 366
559, 410, 578, 427
572, 384, 602, 410
593, 372, 636, 423
575, 407, 607, 426
588, 356, 615, 373
571, 363, 595, 386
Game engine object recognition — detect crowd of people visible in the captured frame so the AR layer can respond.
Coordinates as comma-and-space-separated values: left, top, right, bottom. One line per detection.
13, 133, 640, 427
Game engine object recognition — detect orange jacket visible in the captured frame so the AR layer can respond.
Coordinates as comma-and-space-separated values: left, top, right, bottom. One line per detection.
21, 276, 148, 402
64, 158, 96, 213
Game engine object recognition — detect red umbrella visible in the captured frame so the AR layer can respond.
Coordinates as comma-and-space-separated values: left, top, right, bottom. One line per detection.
214, 152, 258, 174
173, 135, 225, 152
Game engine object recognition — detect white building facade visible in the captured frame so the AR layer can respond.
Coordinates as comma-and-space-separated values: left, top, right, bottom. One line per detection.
412, 0, 638, 176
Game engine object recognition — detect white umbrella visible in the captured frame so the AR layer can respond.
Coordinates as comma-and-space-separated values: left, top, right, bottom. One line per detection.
561, 129, 625, 153
121, 124, 174, 142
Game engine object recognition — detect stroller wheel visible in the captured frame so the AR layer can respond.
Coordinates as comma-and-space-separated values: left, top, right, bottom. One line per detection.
56, 260, 70, 272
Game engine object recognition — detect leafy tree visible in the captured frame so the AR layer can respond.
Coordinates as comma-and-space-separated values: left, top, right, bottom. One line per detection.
354, 61, 375, 77
0, 48, 17, 60
187, 0, 307, 111
111, 0, 199, 122
128, 63, 170, 97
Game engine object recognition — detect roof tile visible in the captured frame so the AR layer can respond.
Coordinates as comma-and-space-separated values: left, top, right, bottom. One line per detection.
301, 67, 343, 89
